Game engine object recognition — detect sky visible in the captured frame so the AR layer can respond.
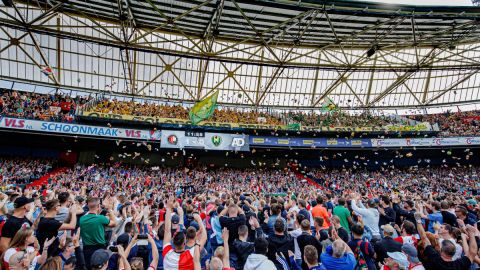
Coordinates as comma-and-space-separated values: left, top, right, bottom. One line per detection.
364, 0, 473, 5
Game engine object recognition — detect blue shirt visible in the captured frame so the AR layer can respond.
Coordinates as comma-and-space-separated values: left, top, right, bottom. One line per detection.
211, 216, 223, 244
427, 212, 443, 233
320, 253, 356, 270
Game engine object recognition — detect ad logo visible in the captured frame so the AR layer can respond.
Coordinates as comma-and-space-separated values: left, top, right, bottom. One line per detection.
211, 135, 222, 146
167, 134, 178, 145
231, 138, 245, 147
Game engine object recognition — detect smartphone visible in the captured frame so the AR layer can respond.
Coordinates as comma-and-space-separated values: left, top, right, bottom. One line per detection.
137, 234, 148, 240
109, 246, 118, 252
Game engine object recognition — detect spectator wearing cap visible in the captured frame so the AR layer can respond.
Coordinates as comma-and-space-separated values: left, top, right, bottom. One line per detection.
90, 249, 114, 270
36, 199, 77, 256
351, 194, 380, 241
383, 251, 409, 270
79, 197, 117, 269
374, 224, 402, 265
0, 196, 34, 252
401, 243, 425, 270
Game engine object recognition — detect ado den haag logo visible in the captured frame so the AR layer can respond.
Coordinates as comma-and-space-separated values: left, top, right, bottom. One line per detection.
211, 135, 222, 146
167, 134, 178, 145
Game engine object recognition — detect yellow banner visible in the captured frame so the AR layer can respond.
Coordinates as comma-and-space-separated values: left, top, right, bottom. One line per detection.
80, 111, 433, 132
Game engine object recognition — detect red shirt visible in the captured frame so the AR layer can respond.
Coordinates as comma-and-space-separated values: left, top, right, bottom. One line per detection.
163, 244, 195, 270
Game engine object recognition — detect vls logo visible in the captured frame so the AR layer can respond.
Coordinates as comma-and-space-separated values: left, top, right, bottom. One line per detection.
211, 135, 222, 146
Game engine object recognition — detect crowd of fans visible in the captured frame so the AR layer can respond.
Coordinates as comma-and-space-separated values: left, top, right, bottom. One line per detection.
284, 111, 408, 128
0, 89, 91, 122
3, 89, 480, 136
94, 99, 283, 125
0, 157, 53, 187
412, 111, 480, 137
0, 158, 479, 269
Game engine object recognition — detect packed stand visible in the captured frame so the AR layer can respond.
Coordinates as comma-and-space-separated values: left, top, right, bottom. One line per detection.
0, 157, 53, 187
0, 89, 91, 122
284, 111, 410, 128
0, 160, 478, 270
410, 110, 480, 137
4, 88, 480, 136
93, 99, 283, 125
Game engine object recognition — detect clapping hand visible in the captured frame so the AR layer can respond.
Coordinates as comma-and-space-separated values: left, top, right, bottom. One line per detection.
221, 227, 229, 242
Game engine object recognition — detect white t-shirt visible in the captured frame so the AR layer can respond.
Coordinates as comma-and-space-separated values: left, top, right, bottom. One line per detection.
4, 247, 39, 270
162, 243, 196, 270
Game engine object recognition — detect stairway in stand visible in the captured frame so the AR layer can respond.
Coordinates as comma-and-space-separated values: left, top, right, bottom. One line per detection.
287, 163, 322, 189
26, 167, 69, 188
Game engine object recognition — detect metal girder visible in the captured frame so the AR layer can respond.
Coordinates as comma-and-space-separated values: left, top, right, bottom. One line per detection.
366, 48, 438, 107
230, 0, 281, 63
130, 0, 214, 44
424, 69, 480, 105
7, 2, 60, 85
1, 12, 479, 71
196, 0, 225, 101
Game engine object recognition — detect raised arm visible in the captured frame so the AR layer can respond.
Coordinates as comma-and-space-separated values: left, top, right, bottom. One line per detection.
414, 212, 430, 247
221, 228, 230, 268
59, 204, 77, 230
466, 225, 478, 262
116, 245, 131, 270
163, 197, 174, 245
147, 234, 159, 269
193, 213, 207, 251
351, 200, 370, 217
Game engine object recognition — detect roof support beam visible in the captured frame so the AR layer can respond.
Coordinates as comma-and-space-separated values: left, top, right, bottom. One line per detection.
424, 69, 479, 105
365, 56, 377, 105
9, 1, 60, 86
367, 47, 438, 106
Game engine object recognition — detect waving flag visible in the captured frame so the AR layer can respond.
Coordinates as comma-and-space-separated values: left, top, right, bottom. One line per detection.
321, 97, 338, 112
41, 66, 53, 76
189, 91, 219, 125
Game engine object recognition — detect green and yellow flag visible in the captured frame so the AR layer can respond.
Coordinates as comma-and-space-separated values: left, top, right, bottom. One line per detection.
321, 97, 338, 112
189, 91, 219, 125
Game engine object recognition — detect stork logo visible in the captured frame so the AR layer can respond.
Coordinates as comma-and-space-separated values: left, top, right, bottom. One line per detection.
167, 135, 178, 145
211, 135, 222, 146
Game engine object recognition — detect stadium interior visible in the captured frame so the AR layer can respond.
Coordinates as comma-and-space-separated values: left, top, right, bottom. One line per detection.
1, 0, 480, 270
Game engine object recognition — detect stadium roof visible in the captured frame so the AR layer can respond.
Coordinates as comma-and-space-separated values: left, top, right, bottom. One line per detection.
11, 0, 480, 50
1, 0, 480, 109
